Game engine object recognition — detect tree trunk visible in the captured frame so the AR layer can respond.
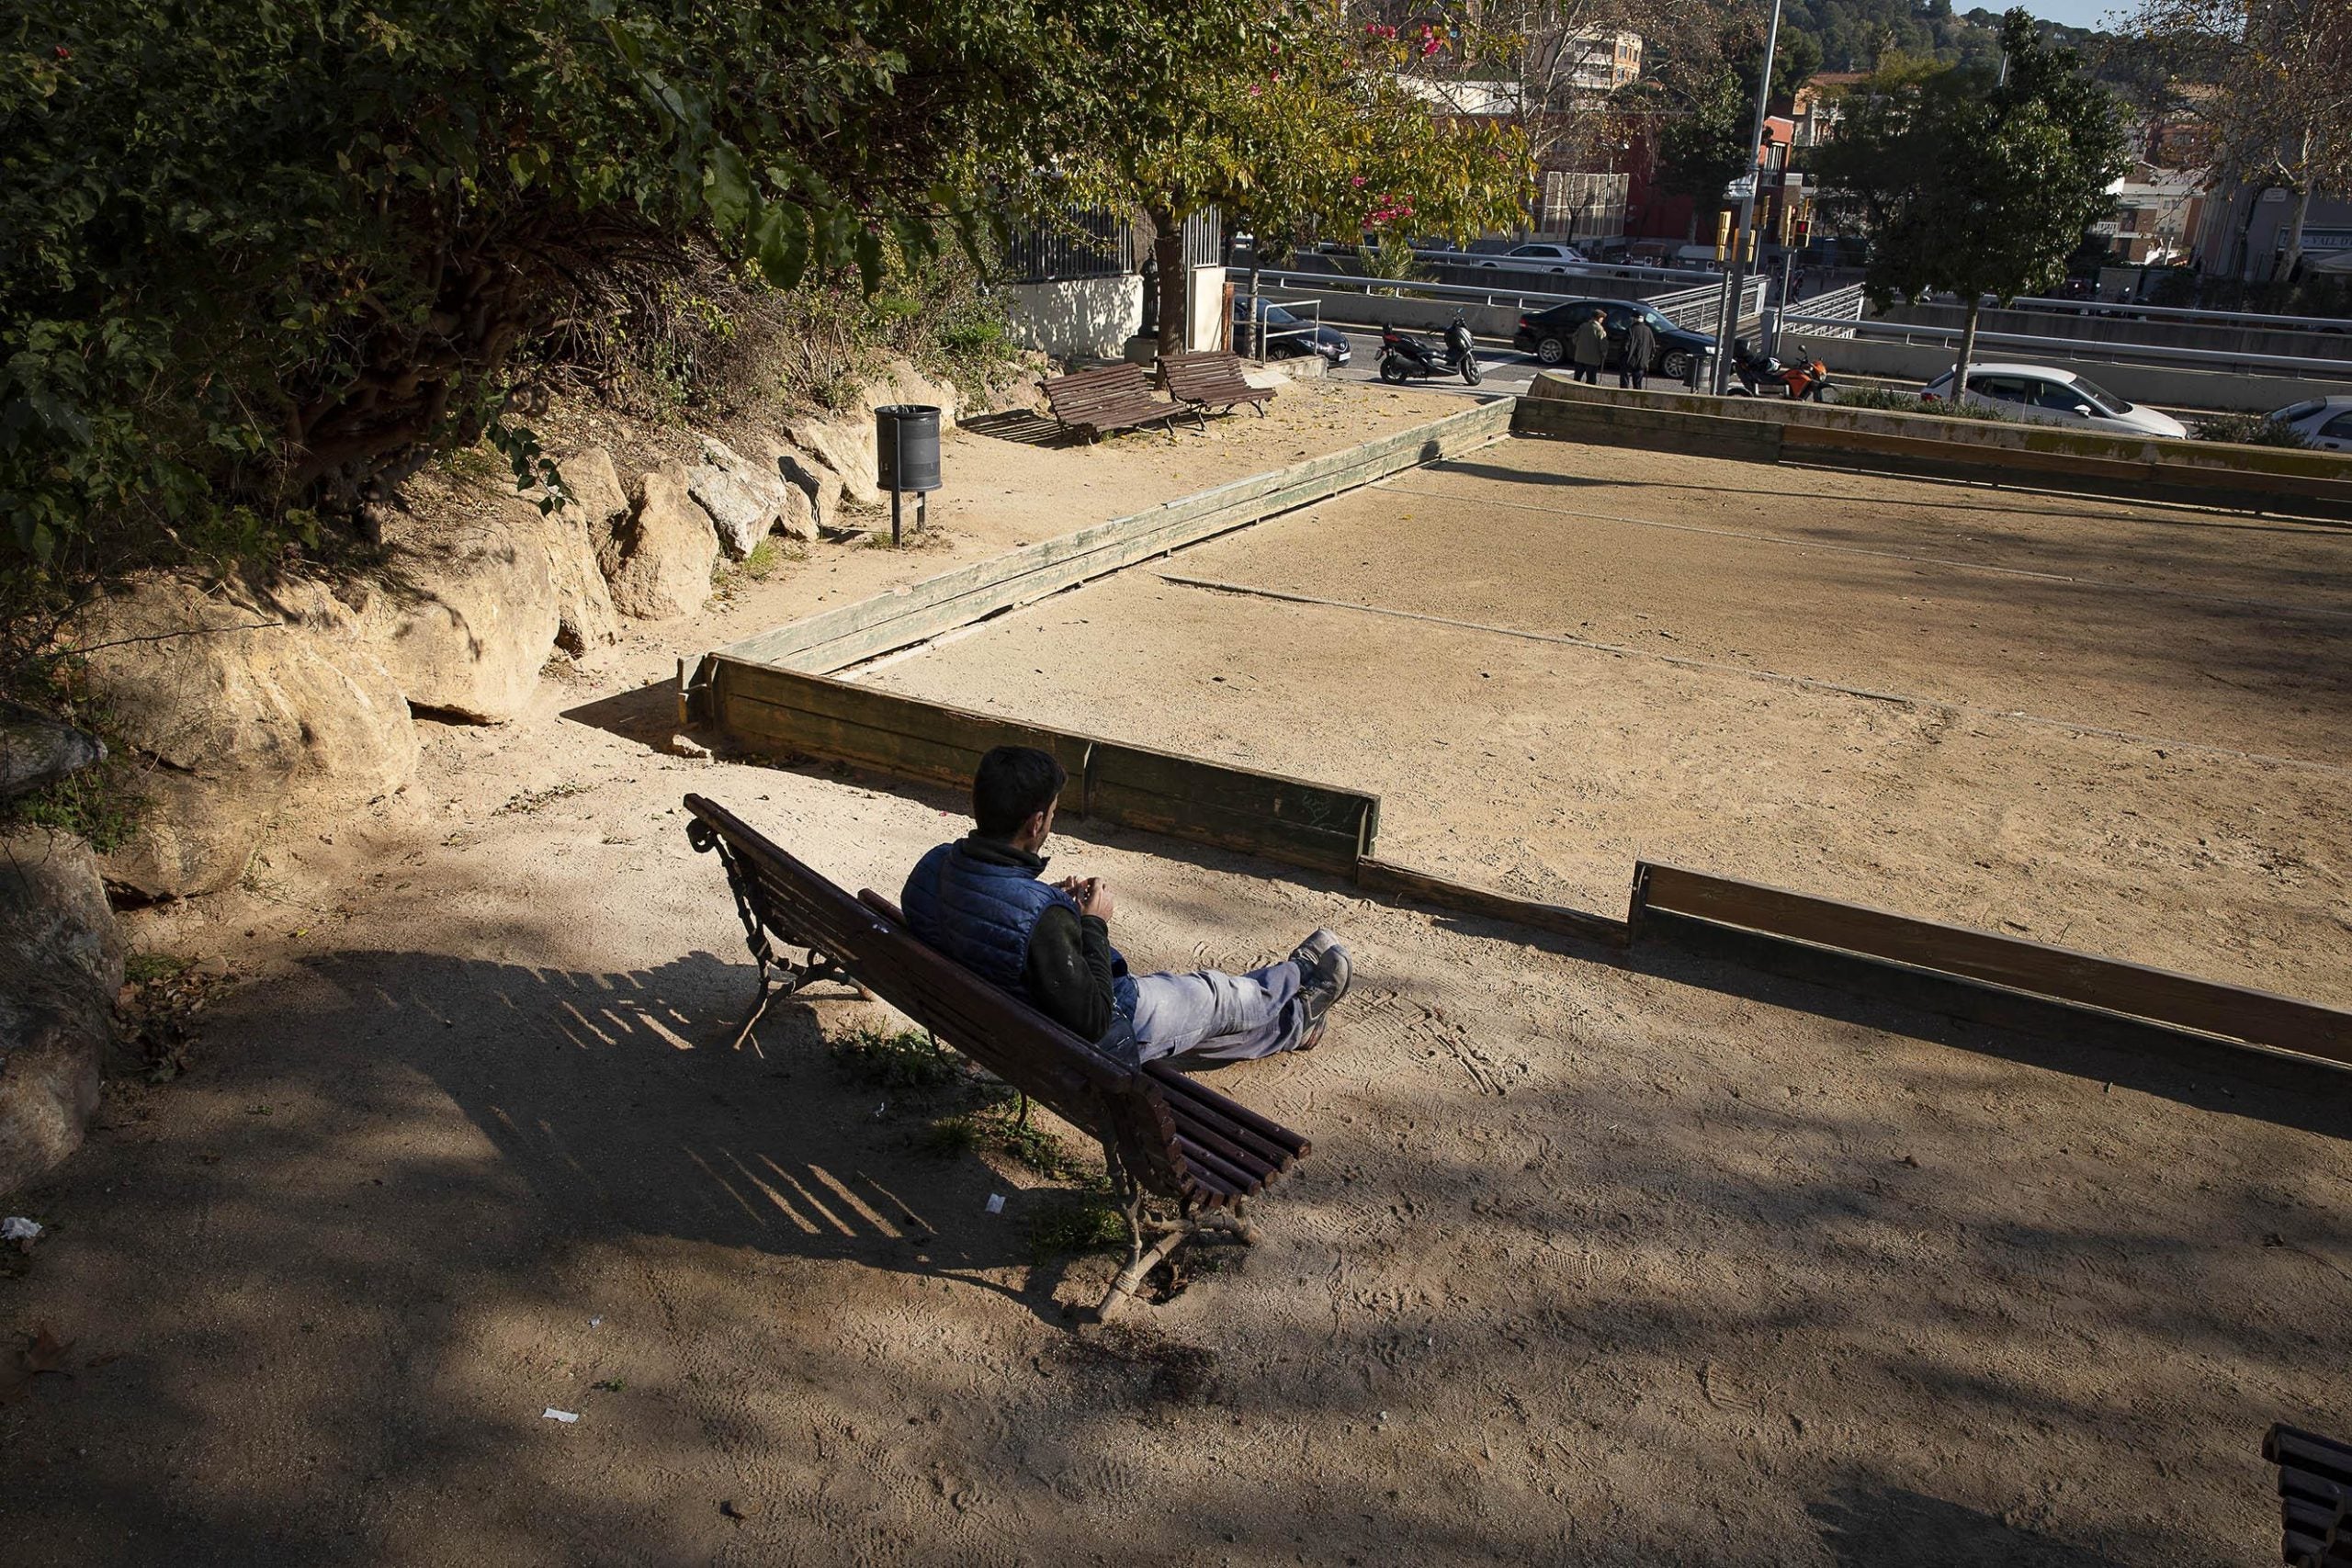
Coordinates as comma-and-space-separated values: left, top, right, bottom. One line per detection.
1951, 295, 1982, 405
1150, 209, 1187, 360
2276, 149, 2315, 283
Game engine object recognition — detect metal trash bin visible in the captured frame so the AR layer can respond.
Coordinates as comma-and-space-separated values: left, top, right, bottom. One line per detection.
875, 404, 940, 547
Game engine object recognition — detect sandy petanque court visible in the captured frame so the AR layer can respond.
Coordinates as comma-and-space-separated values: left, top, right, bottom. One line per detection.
5, 396, 2349, 1566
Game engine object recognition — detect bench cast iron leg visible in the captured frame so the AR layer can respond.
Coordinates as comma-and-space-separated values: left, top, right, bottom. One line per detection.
731, 960, 785, 1052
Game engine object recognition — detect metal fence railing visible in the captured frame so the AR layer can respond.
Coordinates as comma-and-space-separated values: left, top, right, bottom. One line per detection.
1001, 209, 1139, 284
1776, 312, 2352, 378
1795, 283, 1866, 339
1648, 277, 1767, 334
1238, 296, 1323, 364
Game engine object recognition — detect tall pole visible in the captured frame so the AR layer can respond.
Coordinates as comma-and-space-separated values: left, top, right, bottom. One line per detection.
1712, 0, 1782, 392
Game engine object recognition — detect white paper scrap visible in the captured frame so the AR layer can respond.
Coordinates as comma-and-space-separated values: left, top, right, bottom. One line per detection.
984, 1193, 1005, 1215
0, 1217, 41, 1244
543, 1407, 581, 1424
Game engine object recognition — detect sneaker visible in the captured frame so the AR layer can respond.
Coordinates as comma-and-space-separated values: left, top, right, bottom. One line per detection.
1288, 928, 1351, 1004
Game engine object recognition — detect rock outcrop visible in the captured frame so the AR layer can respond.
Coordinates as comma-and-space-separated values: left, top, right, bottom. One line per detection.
600, 463, 718, 620
687, 435, 796, 558
74, 575, 417, 897
2, 704, 102, 799
756, 438, 836, 538
0, 828, 124, 1197
357, 500, 562, 721
537, 447, 628, 654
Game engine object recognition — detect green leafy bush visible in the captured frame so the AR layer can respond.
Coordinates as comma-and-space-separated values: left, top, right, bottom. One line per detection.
1831, 384, 2018, 421
2191, 412, 2315, 449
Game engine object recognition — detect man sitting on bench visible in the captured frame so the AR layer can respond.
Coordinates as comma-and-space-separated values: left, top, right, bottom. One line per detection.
902, 746, 1351, 1062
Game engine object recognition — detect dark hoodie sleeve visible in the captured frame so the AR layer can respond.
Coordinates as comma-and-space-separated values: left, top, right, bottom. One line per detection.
1025, 905, 1117, 1043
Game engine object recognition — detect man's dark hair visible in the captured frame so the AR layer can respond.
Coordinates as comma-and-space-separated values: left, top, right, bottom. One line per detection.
972, 746, 1067, 837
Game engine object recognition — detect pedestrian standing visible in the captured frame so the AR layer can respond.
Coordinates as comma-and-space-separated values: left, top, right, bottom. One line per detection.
1570, 309, 1609, 385
1619, 312, 1657, 389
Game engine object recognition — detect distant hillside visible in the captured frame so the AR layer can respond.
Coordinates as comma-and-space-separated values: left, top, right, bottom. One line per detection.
1786, 1, 2111, 74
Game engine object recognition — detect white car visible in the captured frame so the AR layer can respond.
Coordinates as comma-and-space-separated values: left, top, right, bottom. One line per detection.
1918, 363, 2188, 439
1478, 243, 1587, 273
2267, 395, 2352, 451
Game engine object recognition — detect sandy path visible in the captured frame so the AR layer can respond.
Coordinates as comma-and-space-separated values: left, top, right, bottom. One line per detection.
867, 437, 2352, 1008
4, 410, 2348, 1566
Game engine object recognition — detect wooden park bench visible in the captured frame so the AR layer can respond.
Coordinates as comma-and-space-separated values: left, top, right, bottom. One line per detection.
683, 793, 1311, 1314
2267, 1423, 2352, 1567
1038, 364, 1198, 444
1161, 350, 1274, 420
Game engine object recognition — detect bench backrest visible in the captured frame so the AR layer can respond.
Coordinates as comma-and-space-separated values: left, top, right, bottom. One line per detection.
1161, 351, 1266, 406
683, 794, 1191, 1195
1041, 364, 1167, 427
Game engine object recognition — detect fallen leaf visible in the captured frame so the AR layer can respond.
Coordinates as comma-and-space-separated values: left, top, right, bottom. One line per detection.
0, 1324, 78, 1405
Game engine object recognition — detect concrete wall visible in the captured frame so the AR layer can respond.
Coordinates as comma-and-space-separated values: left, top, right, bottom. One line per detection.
1810, 335, 2352, 414
1186, 264, 1227, 352
1512, 371, 2352, 517
1876, 302, 2352, 363
1002, 276, 1142, 362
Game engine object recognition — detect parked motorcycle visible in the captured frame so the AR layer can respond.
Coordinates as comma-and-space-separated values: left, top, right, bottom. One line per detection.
1378, 311, 1483, 386
1726, 338, 1831, 400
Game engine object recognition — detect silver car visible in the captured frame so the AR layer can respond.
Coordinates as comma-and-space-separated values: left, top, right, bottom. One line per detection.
1918, 363, 2188, 439
2267, 395, 2352, 451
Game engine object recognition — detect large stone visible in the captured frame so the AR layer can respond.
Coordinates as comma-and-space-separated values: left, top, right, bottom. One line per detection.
359, 499, 562, 721
782, 411, 882, 508
0, 828, 124, 1197
601, 463, 718, 620
756, 438, 838, 537
528, 448, 627, 654
1, 703, 101, 799
686, 435, 795, 558
258, 580, 422, 812
74, 574, 420, 897
857, 358, 963, 434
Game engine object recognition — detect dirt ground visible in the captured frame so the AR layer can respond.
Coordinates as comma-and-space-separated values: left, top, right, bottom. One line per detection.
868, 435, 2352, 1010
5, 399, 2349, 1566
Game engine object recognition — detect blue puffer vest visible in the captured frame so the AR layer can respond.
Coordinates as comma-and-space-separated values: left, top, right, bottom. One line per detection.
901, 840, 1122, 1005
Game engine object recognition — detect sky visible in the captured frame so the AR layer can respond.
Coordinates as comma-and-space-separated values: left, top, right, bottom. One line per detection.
2002, 0, 2128, 29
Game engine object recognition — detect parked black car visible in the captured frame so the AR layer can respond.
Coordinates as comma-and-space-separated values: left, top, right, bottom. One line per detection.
1232, 297, 1351, 367
1513, 299, 1713, 378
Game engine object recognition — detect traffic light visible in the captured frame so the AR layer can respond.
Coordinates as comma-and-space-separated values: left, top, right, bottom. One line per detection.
1792, 215, 1811, 247
1714, 209, 1731, 263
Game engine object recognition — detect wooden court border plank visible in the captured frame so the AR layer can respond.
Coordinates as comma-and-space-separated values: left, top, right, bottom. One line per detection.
1630, 861, 2352, 1066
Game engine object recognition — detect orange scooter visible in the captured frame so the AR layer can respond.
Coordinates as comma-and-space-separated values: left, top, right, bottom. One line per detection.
1728, 338, 1833, 400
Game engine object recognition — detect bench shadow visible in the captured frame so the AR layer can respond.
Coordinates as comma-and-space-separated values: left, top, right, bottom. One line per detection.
962, 409, 1081, 448
1807, 1481, 2134, 1567
302, 946, 1098, 1325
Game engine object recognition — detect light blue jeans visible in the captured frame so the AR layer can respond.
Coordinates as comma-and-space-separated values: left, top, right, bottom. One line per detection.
1114, 959, 1306, 1064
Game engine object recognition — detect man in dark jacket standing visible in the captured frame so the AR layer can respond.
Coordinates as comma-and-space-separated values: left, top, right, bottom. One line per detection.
902, 746, 1351, 1063
1620, 312, 1657, 389
1569, 309, 1609, 384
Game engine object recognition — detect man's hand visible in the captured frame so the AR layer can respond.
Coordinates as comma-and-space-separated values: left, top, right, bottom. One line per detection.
1069, 876, 1114, 922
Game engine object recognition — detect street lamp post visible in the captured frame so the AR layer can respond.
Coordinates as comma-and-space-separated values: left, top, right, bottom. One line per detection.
1711, 0, 1783, 393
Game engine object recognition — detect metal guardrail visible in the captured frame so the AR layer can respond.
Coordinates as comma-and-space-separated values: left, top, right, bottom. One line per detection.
1781, 312, 2352, 378
1408, 248, 1722, 287
1794, 283, 1866, 340
1255, 268, 1638, 314
1238, 295, 1323, 364
1969, 295, 2352, 333
1649, 277, 1768, 334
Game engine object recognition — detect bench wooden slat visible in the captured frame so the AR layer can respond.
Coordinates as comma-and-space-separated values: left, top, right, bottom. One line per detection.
1162, 351, 1273, 418
1039, 364, 1194, 442
1145, 1060, 1310, 1159
1162, 1095, 1285, 1179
